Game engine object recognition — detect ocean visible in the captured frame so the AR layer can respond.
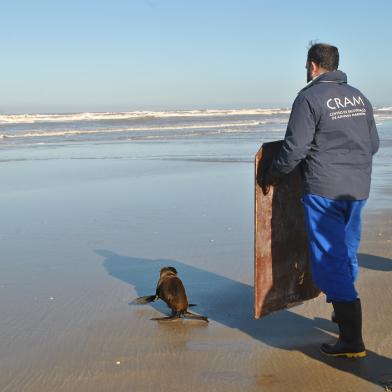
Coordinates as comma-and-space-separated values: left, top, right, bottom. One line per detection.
0, 108, 291, 146
1, 107, 391, 170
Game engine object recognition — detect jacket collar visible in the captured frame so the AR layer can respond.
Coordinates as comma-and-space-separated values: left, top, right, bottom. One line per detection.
300, 70, 347, 92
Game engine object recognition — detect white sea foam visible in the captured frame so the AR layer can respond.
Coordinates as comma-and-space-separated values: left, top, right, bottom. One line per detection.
0, 108, 291, 125
374, 108, 392, 121
1, 107, 390, 125
374, 107, 392, 121
0, 119, 286, 140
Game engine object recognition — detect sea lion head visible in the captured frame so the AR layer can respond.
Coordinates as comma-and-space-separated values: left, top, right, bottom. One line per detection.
160, 266, 178, 278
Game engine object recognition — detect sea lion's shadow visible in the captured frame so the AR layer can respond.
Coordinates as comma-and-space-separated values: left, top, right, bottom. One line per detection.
98, 249, 392, 388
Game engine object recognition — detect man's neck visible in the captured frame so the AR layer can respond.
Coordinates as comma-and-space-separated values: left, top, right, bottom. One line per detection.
312, 68, 328, 80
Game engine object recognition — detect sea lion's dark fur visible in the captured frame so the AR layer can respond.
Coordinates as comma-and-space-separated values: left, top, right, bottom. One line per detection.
135, 266, 208, 322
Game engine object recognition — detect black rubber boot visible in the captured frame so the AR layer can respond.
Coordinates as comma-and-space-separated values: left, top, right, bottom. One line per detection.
320, 299, 366, 358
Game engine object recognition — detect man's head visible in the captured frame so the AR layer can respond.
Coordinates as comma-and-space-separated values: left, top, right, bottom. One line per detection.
306, 43, 339, 82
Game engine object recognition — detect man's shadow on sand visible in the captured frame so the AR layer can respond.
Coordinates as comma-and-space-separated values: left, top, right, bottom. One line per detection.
98, 249, 392, 388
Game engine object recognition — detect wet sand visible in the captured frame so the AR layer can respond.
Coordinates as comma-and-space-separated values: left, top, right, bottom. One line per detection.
0, 143, 391, 392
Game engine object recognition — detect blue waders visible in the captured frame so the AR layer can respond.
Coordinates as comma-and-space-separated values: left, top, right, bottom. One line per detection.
302, 194, 365, 302
302, 194, 367, 358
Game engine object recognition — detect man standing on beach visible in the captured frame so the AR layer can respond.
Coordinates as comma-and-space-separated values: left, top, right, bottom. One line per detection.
263, 43, 379, 358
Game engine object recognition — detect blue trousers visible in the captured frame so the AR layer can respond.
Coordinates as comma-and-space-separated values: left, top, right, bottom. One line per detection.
302, 194, 366, 302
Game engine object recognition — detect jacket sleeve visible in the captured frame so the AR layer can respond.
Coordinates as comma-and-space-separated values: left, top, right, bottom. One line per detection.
270, 94, 316, 176
367, 106, 380, 155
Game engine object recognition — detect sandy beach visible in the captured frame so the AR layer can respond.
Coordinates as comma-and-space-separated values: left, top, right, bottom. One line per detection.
0, 129, 391, 392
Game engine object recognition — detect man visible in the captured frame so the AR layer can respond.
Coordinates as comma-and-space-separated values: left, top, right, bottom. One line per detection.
264, 43, 379, 358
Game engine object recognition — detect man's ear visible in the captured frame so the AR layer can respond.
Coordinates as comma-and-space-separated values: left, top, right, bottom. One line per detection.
310, 61, 320, 76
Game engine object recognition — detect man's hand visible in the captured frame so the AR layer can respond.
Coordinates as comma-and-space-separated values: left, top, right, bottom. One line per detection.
260, 165, 279, 195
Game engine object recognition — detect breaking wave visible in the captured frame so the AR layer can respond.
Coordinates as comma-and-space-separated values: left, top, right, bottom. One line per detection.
0, 119, 287, 140
1, 106, 389, 147
0, 108, 291, 125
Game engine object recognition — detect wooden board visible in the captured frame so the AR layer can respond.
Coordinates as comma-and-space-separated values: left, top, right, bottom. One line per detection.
254, 140, 320, 319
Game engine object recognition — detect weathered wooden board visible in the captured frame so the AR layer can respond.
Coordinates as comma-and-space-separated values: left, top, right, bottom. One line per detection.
254, 140, 320, 319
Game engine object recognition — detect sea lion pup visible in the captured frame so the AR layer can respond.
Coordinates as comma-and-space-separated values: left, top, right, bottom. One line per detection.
135, 266, 208, 322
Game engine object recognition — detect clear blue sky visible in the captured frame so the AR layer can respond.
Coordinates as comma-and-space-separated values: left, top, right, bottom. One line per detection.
1, 0, 391, 113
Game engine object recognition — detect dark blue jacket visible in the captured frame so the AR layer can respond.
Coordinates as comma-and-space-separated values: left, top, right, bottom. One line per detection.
270, 70, 379, 200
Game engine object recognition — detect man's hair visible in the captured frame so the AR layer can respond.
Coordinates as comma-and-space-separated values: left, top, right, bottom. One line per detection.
307, 43, 339, 71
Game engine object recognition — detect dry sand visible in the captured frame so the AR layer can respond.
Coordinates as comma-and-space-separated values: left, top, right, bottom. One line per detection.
0, 148, 391, 392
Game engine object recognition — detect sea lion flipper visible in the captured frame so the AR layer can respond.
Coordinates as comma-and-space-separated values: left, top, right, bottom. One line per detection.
151, 313, 181, 322
133, 295, 158, 304
184, 311, 209, 322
